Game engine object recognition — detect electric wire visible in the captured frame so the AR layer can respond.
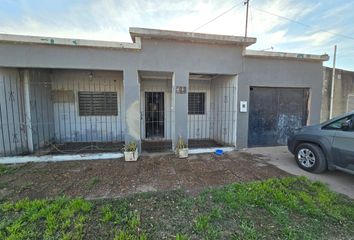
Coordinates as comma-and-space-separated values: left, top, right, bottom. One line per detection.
192, 1, 354, 42
251, 6, 354, 41
192, 1, 244, 32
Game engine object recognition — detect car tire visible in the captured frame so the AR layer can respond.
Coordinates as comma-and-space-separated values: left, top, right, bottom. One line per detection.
295, 143, 327, 173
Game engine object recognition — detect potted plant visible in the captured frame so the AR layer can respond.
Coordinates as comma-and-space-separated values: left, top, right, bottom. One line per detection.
123, 141, 138, 161
175, 136, 188, 158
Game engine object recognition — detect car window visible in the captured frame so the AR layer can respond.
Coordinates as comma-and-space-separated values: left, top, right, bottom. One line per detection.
323, 115, 354, 130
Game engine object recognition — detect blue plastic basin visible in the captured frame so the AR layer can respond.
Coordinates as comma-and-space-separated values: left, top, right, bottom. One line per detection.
215, 149, 223, 155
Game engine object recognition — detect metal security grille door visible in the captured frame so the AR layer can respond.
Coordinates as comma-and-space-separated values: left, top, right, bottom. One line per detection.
145, 92, 164, 138
248, 87, 309, 147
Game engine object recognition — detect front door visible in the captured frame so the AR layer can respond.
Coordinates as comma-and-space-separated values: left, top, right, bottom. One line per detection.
145, 92, 164, 139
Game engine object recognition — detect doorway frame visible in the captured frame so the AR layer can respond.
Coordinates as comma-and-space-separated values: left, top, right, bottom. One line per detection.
143, 91, 165, 139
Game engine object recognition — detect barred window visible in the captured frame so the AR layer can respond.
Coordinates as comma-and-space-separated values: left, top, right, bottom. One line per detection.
188, 92, 205, 115
78, 91, 118, 116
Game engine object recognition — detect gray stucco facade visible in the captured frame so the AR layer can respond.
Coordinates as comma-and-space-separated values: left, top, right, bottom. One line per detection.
238, 57, 324, 147
0, 28, 328, 156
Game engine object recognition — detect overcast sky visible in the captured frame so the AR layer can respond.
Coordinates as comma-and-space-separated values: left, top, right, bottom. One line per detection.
1, 0, 353, 70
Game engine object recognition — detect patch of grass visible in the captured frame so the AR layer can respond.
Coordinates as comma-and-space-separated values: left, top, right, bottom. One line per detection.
87, 176, 100, 189
1, 177, 353, 239
175, 233, 189, 240
0, 164, 17, 176
232, 220, 259, 240
0, 197, 92, 239
0, 181, 7, 189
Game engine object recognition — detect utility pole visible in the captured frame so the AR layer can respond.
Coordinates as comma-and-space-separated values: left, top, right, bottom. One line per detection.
329, 45, 337, 119
244, 0, 250, 38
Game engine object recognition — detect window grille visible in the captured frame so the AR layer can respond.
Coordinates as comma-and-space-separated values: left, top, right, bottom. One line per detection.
78, 91, 117, 116
188, 92, 205, 114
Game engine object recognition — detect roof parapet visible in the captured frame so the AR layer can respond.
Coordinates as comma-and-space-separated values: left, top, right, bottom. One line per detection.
243, 49, 329, 62
0, 33, 141, 50
129, 27, 256, 47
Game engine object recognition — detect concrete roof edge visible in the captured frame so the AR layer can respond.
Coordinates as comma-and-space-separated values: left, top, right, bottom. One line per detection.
243, 49, 329, 62
0, 33, 142, 49
129, 27, 257, 46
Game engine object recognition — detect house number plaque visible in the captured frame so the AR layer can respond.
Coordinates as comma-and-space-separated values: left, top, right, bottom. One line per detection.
176, 86, 187, 94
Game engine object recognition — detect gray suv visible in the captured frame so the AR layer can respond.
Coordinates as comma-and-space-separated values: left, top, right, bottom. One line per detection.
287, 111, 354, 174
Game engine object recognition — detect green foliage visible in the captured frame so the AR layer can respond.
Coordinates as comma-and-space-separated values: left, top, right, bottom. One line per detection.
232, 220, 259, 240
175, 233, 189, 240
88, 176, 100, 188
194, 215, 210, 232
0, 197, 92, 239
102, 204, 114, 222
123, 142, 137, 152
205, 176, 354, 239
0, 164, 16, 176
1, 177, 353, 239
194, 208, 223, 239
175, 136, 187, 150
0, 164, 7, 175
100, 201, 146, 240
112, 211, 146, 240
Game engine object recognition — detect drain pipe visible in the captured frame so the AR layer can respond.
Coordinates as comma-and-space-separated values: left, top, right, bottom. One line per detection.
23, 69, 34, 153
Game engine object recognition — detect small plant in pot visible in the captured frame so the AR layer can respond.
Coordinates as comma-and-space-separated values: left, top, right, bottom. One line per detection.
123, 141, 138, 161
176, 136, 188, 158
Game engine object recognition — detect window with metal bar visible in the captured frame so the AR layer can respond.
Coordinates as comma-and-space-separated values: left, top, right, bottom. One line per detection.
188, 92, 205, 115
78, 91, 118, 116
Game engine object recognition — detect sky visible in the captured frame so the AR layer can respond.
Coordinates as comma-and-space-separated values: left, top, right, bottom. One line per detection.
0, 0, 353, 70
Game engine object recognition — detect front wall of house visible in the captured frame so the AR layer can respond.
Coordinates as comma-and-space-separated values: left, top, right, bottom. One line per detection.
0, 39, 243, 74
0, 37, 325, 152
237, 57, 323, 148
51, 70, 124, 143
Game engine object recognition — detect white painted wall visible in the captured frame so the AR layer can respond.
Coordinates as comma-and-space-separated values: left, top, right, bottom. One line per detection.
51, 70, 124, 143
140, 78, 173, 140
188, 79, 211, 139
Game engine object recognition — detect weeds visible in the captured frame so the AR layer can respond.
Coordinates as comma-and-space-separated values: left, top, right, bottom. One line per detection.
232, 220, 259, 240
87, 176, 100, 188
175, 233, 189, 240
0, 197, 92, 239
0, 164, 17, 176
0, 177, 353, 239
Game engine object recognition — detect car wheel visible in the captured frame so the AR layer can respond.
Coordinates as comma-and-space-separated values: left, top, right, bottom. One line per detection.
295, 143, 327, 173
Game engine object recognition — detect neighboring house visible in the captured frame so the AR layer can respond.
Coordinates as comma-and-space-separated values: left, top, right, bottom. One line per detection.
0, 28, 328, 157
321, 67, 354, 122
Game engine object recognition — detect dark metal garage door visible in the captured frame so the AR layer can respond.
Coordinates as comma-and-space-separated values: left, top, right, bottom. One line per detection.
248, 87, 309, 147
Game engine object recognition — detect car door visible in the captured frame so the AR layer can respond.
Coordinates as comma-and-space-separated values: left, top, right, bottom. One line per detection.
332, 115, 354, 169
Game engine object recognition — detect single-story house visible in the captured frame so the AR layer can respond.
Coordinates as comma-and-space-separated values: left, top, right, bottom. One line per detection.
0, 27, 328, 158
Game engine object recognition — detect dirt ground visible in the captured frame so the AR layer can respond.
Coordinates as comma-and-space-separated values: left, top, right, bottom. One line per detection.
0, 151, 289, 201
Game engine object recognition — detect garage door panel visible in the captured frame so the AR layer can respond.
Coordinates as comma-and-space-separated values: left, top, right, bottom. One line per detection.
248, 87, 309, 147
